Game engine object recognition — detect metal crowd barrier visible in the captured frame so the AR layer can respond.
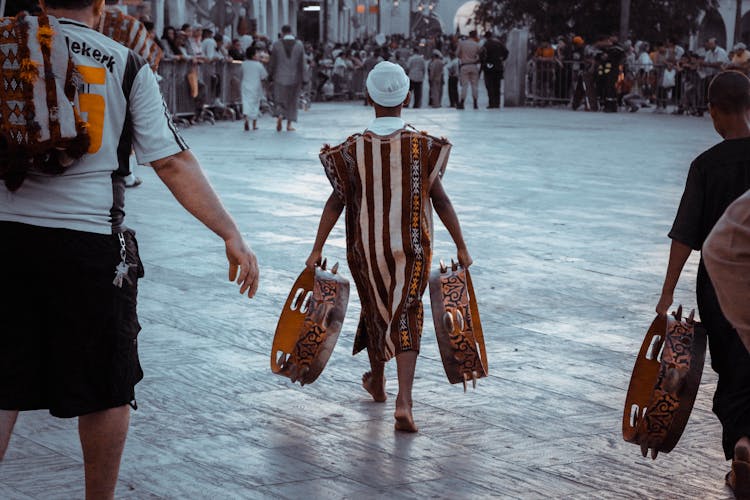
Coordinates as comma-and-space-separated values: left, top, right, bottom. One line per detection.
526, 59, 710, 112
158, 59, 243, 119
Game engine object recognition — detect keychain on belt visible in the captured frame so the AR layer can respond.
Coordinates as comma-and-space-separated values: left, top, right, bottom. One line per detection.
113, 232, 133, 288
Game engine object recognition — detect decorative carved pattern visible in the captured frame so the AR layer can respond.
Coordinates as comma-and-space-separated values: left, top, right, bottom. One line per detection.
622, 307, 707, 459
271, 263, 350, 386
98, 9, 163, 71
0, 13, 89, 191
429, 260, 488, 390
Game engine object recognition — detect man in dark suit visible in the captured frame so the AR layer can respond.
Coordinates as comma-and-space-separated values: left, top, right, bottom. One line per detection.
481, 31, 509, 109
269, 25, 305, 131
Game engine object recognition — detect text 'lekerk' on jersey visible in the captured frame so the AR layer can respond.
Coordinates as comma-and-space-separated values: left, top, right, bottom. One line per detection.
0, 17, 187, 234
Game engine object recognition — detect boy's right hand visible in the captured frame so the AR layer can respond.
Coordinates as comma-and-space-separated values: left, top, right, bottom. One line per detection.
306, 249, 322, 270
458, 247, 473, 268
656, 291, 673, 317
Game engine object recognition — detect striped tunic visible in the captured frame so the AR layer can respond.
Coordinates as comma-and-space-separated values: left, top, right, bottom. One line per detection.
320, 128, 451, 362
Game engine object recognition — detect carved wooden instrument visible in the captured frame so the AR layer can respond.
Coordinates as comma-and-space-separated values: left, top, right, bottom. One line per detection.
429, 259, 487, 391
271, 260, 349, 386
97, 9, 163, 71
623, 306, 707, 459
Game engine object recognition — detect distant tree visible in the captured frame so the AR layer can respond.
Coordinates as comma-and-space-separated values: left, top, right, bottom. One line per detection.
473, 0, 718, 43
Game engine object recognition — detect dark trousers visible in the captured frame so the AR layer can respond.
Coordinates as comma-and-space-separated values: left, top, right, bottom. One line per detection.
448, 76, 459, 107
410, 80, 423, 108
484, 69, 502, 108
697, 262, 750, 460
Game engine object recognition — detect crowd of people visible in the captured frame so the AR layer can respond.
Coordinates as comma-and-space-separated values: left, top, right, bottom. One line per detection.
4, 1, 750, 498
147, 19, 750, 122
529, 32, 750, 115
148, 22, 511, 129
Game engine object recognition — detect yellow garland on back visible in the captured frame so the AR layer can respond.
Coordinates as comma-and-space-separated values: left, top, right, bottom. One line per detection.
36, 25, 55, 49
19, 59, 39, 84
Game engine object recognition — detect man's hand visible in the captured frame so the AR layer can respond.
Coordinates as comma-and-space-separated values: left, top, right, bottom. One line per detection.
305, 249, 322, 270
226, 236, 259, 298
656, 291, 673, 317
458, 247, 473, 268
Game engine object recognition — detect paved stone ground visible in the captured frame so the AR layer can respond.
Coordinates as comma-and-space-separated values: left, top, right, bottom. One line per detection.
0, 103, 738, 499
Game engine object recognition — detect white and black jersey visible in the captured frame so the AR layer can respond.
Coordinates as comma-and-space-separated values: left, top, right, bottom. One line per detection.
0, 17, 187, 234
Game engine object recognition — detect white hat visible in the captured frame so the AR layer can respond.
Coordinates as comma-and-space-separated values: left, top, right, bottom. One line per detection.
734, 42, 747, 51
366, 61, 410, 107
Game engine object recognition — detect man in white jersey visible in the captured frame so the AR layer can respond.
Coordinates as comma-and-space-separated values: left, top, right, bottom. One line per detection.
0, 0, 260, 497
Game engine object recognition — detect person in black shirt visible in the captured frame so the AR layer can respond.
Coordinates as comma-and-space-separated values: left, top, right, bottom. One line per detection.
481, 32, 508, 109
656, 70, 750, 497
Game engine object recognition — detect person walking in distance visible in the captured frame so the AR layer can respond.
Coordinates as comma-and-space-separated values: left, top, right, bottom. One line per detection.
457, 30, 481, 109
268, 25, 305, 131
428, 50, 445, 107
445, 51, 460, 107
241, 46, 268, 131
406, 47, 426, 108
655, 71, 750, 499
481, 31, 508, 109
307, 62, 472, 433
0, 1, 260, 497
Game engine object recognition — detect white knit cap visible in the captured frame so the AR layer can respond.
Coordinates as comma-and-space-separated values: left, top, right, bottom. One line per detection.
366, 61, 410, 107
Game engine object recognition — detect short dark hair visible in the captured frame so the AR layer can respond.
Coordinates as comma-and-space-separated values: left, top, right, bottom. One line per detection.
708, 70, 750, 114
281, 25, 292, 34
245, 46, 257, 59
43, 0, 95, 9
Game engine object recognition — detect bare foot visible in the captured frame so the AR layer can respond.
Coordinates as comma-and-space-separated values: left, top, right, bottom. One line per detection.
730, 437, 750, 498
287, 126, 296, 132
362, 372, 386, 402
736, 437, 750, 462
276, 117, 282, 132
394, 398, 417, 433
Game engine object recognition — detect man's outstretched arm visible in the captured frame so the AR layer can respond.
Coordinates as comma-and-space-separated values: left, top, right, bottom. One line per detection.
151, 150, 259, 298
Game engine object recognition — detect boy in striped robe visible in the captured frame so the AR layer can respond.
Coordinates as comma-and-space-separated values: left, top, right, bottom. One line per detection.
306, 62, 472, 432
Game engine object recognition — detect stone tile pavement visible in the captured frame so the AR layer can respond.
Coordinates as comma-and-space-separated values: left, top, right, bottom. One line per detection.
0, 103, 736, 498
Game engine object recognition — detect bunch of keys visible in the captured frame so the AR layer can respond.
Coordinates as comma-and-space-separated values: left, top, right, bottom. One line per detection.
113, 232, 134, 288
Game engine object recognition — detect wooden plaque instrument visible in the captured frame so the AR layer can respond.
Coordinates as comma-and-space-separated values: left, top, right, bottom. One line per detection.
622, 306, 707, 459
429, 259, 487, 391
271, 260, 349, 386
97, 9, 163, 71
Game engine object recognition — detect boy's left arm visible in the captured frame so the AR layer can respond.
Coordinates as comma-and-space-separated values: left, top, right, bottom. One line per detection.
430, 177, 472, 267
306, 192, 345, 269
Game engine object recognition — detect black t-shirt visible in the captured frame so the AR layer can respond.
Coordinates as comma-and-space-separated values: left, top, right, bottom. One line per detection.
670, 138, 750, 250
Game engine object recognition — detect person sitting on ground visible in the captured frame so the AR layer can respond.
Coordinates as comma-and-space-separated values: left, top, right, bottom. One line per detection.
655, 70, 750, 499
306, 61, 472, 432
